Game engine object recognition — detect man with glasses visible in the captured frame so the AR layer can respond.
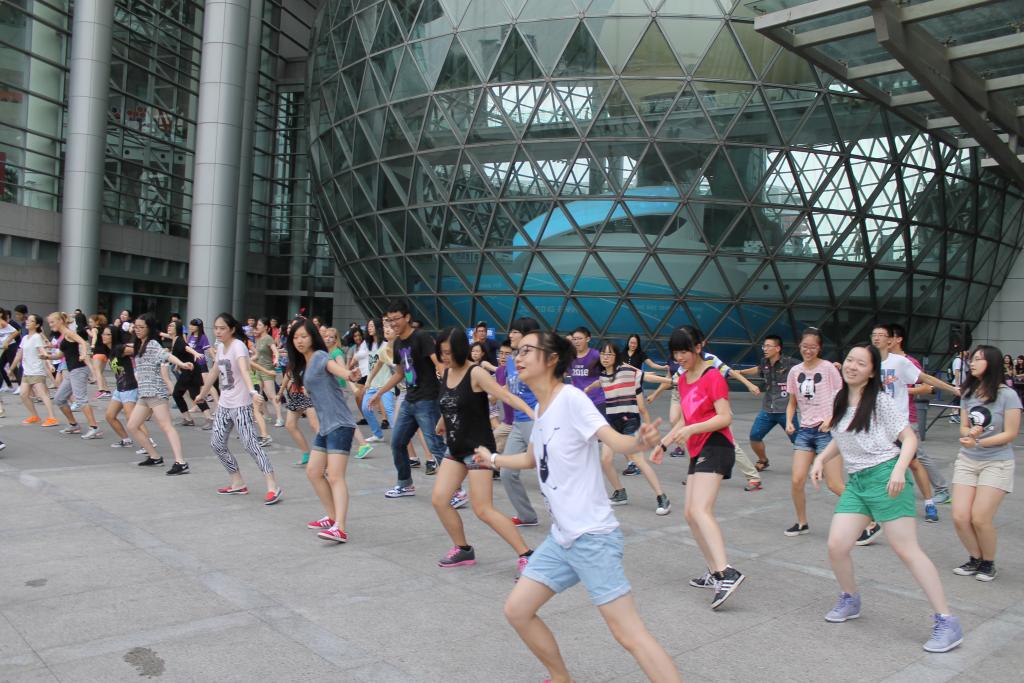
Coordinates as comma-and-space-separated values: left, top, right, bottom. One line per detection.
498, 317, 542, 527
369, 299, 447, 495
736, 335, 797, 473
472, 321, 499, 365
568, 327, 606, 412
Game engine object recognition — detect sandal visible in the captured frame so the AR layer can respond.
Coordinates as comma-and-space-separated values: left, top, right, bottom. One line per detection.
744, 480, 763, 491
755, 459, 769, 472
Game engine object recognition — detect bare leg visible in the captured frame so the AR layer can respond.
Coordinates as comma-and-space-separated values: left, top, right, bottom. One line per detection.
824, 457, 845, 496
431, 459, 469, 546
149, 403, 185, 464
909, 459, 933, 500
325, 453, 351, 531
262, 379, 282, 423
599, 594, 683, 683
601, 445, 624, 492
750, 440, 768, 465
306, 450, 333, 516
504, 578, 570, 683
467, 469, 529, 555
883, 517, 950, 614
631, 451, 664, 496
827, 512, 871, 594
105, 401, 128, 439
791, 450, 815, 525
20, 383, 39, 419
285, 409, 310, 452
34, 383, 57, 420
126, 405, 158, 458
953, 484, 1006, 560
683, 473, 727, 572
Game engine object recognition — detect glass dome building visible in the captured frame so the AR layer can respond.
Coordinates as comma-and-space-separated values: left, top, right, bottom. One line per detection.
306, 0, 1024, 363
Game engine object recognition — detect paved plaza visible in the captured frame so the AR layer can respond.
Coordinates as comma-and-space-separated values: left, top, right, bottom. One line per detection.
1, 392, 1022, 682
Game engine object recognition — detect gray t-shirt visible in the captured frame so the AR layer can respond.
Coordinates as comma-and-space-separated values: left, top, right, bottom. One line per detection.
961, 385, 1022, 461
303, 350, 357, 436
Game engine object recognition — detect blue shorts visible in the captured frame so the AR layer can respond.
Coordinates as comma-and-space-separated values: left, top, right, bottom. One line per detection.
749, 411, 794, 443
521, 529, 631, 606
312, 426, 355, 455
111, 389, 139, 404
794, 425, 832, 454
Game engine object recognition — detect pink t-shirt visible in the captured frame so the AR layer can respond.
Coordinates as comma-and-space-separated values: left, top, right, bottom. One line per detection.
786, 360, 842, 427
678, 368, 734, 457
216, 339, 252, 409
906, 354, 924, 424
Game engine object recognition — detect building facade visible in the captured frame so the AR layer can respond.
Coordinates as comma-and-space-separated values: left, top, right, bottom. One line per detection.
306, 0, 1024, 363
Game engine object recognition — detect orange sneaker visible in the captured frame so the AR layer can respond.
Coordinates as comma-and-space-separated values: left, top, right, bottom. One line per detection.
41, 418, 59, 427
22, 416, 41, 424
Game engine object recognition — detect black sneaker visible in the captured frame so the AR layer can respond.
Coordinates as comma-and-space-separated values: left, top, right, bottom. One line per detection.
409, 459, 421, 468
138, 456, 164, 466
784, 523, 809, 537
166, 462, 190, 476
622, 462, 641, 476
380, 420, 390, 430
689, 570, 715, 589
357, 418, 368, 425
609, 488, 628, 505
976, 561, 997, 582
855, 523, 883, 546
953, 557, 982, 576
711, 567, 744, 609
425, 460, 437, 476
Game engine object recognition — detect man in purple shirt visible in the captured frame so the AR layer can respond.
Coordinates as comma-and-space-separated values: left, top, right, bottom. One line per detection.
568, 327, 607, 414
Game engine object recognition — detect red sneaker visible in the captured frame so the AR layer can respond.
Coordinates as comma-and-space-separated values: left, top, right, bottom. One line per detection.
511, 516, 539, 527
216, 485, 249, 495
318, 528, 348, 543
307, 516, 335, 530
264, 489, 283, 505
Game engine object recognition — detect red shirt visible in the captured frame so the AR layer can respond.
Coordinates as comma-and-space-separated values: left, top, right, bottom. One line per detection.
906, 354, 923, 424
678, 367, 734, 457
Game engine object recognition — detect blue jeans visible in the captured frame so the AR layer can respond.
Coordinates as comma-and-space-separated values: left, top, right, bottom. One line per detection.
794, 425, 832, 454
391, 397, 447, 486
361, 387, 395, 439
749, 411, 795, 444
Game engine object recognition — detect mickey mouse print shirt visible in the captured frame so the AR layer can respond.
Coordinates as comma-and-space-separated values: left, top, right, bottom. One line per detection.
960, 385, 1022, 462
531, 385, 618, 548
786, 360, 842, 427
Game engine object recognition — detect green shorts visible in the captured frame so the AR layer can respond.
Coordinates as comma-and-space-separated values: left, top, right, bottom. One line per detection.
834, 457, 916, 522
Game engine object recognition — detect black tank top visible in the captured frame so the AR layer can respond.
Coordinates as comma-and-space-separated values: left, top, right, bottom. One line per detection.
438, 366, 497, 457
61, 335, 85, 371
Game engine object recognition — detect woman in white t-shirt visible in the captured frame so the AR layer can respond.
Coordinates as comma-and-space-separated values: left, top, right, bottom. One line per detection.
810, 343, 963, 653
198, 313, 281, 503
473, 331, 681, 683
7, 314, 58, 426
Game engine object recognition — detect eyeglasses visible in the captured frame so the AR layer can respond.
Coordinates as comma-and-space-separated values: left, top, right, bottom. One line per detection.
599, 352, 615, 357
516, 344, 539, 358
383, 315, 405, 324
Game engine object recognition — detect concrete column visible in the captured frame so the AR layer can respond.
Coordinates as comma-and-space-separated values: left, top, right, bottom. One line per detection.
975, 246, 1024, 350
58, 0, 115, 313
231, 0, 265, 315
187, 0, 251, 325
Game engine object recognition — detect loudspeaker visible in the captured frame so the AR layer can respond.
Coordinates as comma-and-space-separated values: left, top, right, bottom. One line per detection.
950, 323, 972, 352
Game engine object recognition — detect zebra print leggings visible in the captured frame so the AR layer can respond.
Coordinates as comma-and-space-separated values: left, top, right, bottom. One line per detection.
211, 405, 274, 474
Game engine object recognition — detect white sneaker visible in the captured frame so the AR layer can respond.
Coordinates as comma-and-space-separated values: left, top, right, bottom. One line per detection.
274, 418, 285, 428
111, 438, 134, 448
12, 386, 21, 395
0, 386, 9, 393
365, 435, 385, 443
136, 440, 157, 455
81, 427, 102, 440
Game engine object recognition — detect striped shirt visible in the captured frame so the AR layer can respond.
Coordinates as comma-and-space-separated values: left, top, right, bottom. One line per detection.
599, 365, 642, 416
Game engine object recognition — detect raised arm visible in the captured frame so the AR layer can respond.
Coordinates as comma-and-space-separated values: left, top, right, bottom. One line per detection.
471, 366, 534, 419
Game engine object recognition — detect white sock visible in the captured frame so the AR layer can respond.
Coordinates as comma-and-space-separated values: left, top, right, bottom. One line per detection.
925, 498, 935, 506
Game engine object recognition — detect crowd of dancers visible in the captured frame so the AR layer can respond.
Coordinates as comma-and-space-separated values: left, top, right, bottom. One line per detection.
2, 299, 1020, 682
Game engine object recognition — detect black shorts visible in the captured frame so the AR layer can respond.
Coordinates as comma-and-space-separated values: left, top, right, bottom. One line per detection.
608, 413, 640, 436
357, 376, 367, 385
688, 432, 735, 480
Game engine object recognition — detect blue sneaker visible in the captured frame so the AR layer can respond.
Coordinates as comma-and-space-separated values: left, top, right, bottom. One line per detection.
923, 614, 963, 653
825, 592, 861, 622
924, 502, 939, 522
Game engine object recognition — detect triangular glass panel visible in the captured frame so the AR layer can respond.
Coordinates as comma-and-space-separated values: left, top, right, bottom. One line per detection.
561, 144, 616, 196
605, 300, 646, 336
763, 49, 814, 86
523, 253, 567, 292
381, 157, 414, 206
585, 140, 648, 194
535, 203, 590, 248
553, 22, 614, 78
593, 202, 639, 248
490, 27, 544, 82
631, 256, 675, 297
467, 90, 516, 144
688, 258, 730, 298
587, 0, 652, 15
693, 23, 754, 80
524, 140, 582, 195
342, 21, 367, 67
583, 17, 650, 73
655, 302, 697, 341
877, 275, 909, 313
453, 200, 495, 244
622, 21, 684, 78
701, 82, 752, 138
409, 34, 453, 90
391, 0, 423, 36
724, 89, 781, 145
620, 80, 680, 134
356, 62, 381, 111
556, 298, 602, 337
518, 19, 579, 76
503, 153, 550, 198
392, 97, 429, 149
490, 84, 544, 137
587, 82, 647, 138
438, 0, 472, 27
555, 80, 610, 133
571, 254, 616, 294
436, 35, 483, 89
503, 0, 530, 18
716, 208, 766, 254
460, 26, 507, 82
622, 145, 676, 195
357, 107, 386, 153
658, 18, 722, 73
370, 47, 402, 96
465, 143, 515, 192
732, 21, 775, 77
392, 48, 429, 100
434, 89, 480, 144
353, 3, 380, 52
524, 88, 581, 140
655, 84, 716, 141
520, 0, 578, 21
409, 0, 453, 42
372, 5, 404, 54
460, 2, 512, 30
655, 142, 716, 196
725, 147, 768, 200
656, 0, 725, 15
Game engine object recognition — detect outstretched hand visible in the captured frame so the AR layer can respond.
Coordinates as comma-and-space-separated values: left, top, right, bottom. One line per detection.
473, 446, 493, 468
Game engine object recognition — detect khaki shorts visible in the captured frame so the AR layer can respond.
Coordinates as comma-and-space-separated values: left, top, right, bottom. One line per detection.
22, 375, 47, 385
953, 455, 1014, 493
137, 396, 169, 409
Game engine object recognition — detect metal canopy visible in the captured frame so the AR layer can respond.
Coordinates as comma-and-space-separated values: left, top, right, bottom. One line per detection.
754, 0, 1024, 189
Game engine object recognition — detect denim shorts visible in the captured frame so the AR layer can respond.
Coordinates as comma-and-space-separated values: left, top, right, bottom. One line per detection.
312, 425, 355, 455
749, 410, 794, 443
793, 425, 832, 454
607, 413, 640, 436
111, 389, 139, 404
521, 528, 631, 606
443, 452, 487, 470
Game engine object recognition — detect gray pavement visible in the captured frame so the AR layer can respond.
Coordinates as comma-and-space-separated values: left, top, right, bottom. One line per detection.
1, 389, 1023, 682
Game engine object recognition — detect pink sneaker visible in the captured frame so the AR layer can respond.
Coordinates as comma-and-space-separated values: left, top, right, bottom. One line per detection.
307, 516, 334, 530
318, 528, 348, 543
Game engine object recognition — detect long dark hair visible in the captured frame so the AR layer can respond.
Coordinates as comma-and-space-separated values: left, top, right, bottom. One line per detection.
285, 318, 327, 389
438, 326, 470, 367
133, 314, 161, 357
528, 330, 574, 377
216, 312, 248, 345
189, 318, 206, 340
366, 318, 382, 348
962, 345, 1005, 402
831, 342, 883, 433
